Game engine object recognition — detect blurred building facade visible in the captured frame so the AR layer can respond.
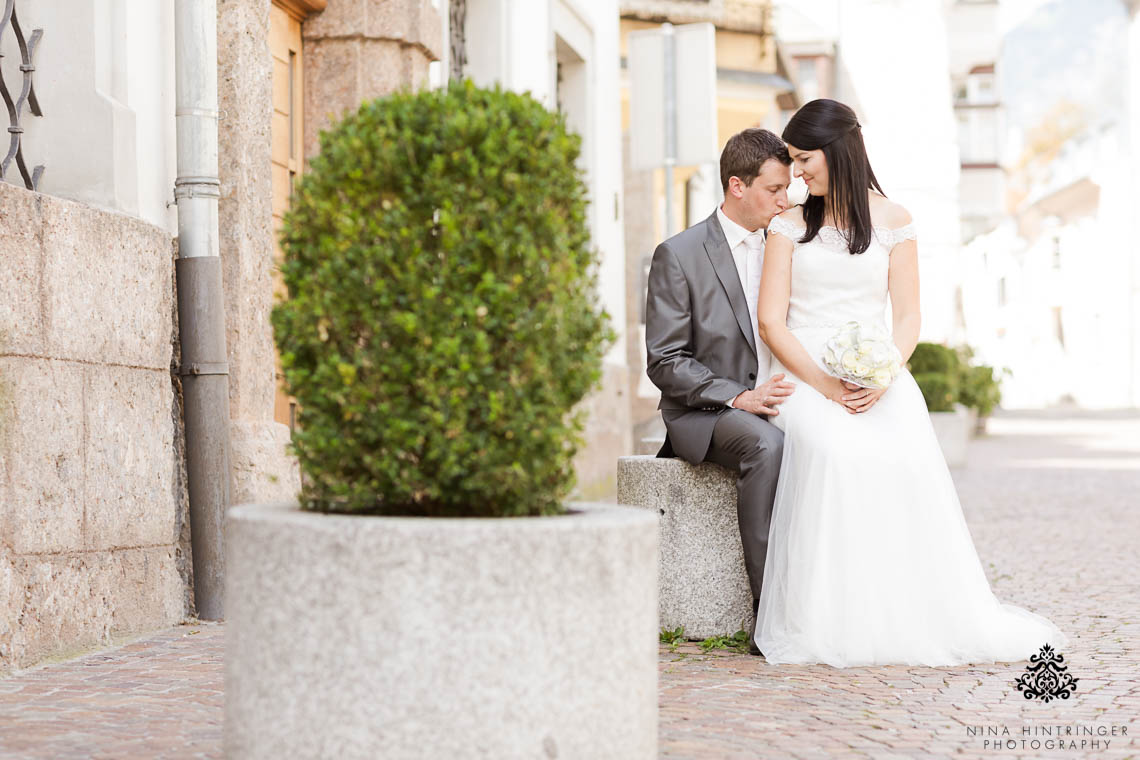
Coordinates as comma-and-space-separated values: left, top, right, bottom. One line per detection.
955, 0, 1140, 408
959, 118, 1137, 408
947, 0, 1005, 243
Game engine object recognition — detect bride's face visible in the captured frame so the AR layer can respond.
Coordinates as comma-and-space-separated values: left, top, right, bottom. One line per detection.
786, 144, 828, 197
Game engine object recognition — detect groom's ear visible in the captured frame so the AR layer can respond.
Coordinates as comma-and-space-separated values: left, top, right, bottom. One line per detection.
726, 176, 744, 199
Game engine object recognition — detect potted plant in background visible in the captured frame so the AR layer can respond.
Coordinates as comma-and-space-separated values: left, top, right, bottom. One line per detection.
956, 346, 1005, 435
224, 82, 658, 759
909, 342, 970, 466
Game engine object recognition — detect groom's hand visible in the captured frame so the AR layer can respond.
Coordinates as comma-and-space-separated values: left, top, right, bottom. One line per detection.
731, 373, 796, 416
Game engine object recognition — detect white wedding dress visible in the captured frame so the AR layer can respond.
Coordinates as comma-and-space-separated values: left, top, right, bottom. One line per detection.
755, 215, 1068, 668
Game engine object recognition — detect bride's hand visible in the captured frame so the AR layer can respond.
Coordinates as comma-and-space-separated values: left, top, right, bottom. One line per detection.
841, 380, 887, 414
817, 376, 858, 414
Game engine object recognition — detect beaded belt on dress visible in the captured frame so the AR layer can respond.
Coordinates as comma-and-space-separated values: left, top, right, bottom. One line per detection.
787, 321, 888, 331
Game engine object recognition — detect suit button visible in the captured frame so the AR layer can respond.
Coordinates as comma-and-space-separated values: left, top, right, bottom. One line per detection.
748, 373, 756, 381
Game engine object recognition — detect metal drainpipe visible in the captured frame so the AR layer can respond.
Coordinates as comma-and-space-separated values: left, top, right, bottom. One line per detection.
174, 0, 231, 621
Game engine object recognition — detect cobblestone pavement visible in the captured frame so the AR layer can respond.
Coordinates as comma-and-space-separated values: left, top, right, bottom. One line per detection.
658, 411, 1140, 759
0, 624, 224, 759
0, 412, 1136, 759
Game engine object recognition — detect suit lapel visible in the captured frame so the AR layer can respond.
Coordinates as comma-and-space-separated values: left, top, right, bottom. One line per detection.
702, 213, 758, 359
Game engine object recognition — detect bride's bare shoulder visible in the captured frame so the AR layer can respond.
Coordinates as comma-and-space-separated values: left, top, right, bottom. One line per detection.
766, 207, 805, 246
869, 193, 912, 228
773, 205, 806, 226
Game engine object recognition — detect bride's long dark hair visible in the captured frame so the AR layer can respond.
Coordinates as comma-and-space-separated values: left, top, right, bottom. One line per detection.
782, 99, 885, 255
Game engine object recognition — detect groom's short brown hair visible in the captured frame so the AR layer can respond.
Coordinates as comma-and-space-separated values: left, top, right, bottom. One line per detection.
720, 128, 791, 191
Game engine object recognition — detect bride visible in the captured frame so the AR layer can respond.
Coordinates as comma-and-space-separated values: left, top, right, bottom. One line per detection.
754, 99, 1067, 667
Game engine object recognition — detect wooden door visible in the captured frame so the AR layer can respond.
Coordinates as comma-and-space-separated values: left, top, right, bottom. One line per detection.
270, 3, 305, 430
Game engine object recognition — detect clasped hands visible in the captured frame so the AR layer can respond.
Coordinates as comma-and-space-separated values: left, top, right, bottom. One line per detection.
822, 377, 886, 415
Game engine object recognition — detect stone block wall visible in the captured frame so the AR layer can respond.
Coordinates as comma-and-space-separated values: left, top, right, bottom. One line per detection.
302, 0, 442, 161
217, 0, 304, 508
0, 183, 188, 672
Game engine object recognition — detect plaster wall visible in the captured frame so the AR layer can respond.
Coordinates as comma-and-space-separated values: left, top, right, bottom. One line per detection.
6, 0, 178, 232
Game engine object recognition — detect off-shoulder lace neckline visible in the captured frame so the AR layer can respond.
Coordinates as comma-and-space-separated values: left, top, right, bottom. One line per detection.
768, 216, 916, 248
771, 218, 911, 235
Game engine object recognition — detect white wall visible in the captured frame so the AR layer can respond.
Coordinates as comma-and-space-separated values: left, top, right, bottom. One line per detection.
464, 0, 628, 363
835, 0, 963, 342
960, 123, 1137, 408
8, 0, 176, 232
465, 0, 552, 104
959, 166, 1004, 218
1129, 6, 1140, 406
946, 1, 1000, 78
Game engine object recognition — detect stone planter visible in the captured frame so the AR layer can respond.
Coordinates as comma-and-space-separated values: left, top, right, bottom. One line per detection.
965, 407, 979, 438
975, 413, 991, 436
929, 405, 971, 468
224, 502, 658, 760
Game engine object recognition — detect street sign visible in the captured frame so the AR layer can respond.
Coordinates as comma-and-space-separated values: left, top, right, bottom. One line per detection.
628, 22, 718, 171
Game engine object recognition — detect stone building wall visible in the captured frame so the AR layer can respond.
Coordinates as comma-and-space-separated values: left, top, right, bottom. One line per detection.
217, 0, 302, 507
0, 182, 188, 672
302, 0, 442, 161
215, 0, 443, 509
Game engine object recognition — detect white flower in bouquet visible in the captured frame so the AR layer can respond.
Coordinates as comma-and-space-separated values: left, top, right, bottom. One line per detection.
822, 321, 902, 390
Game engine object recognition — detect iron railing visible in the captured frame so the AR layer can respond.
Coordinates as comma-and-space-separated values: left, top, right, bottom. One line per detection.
0, 0, 42, 190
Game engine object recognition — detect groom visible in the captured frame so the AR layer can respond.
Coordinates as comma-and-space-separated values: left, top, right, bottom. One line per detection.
644, 128, 795, 656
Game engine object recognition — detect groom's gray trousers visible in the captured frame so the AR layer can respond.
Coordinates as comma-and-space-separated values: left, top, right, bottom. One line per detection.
703, 411, 783, 601
645, 211, 785, 602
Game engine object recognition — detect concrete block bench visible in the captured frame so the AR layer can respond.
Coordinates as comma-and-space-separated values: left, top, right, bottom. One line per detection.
617, 455, 753, 640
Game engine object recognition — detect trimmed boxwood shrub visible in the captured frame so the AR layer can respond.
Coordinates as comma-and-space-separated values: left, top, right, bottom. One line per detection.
272, 81, 612, 517
908, 342, 960, 376
912, 372, 957, 412
955, 346, 1003, 417
963, 365, 1003, 416
909, 342, 960, 413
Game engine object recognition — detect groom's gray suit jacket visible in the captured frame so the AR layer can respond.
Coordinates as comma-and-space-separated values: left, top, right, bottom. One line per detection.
645, 210, 761, 464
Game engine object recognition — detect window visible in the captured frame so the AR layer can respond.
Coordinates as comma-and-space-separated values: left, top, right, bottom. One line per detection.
968, 72, 996, 104
958, 108, 999, 164
797, 58, 819, 103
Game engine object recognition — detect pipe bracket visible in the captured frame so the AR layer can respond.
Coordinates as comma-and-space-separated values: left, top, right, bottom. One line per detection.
174, 176, 222, 199
178, 361, 229, 376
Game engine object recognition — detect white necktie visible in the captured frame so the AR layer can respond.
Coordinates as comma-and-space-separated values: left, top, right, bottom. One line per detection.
742, 233, 765, 348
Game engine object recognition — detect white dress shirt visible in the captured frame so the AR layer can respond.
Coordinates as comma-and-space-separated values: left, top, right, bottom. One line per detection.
716, 206, 772, 407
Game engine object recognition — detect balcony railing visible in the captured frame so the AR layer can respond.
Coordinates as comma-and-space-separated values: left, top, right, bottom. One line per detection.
0, 0, 42, 190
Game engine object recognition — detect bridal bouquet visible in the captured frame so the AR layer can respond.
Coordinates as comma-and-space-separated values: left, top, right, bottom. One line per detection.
822, 321, 903, 390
